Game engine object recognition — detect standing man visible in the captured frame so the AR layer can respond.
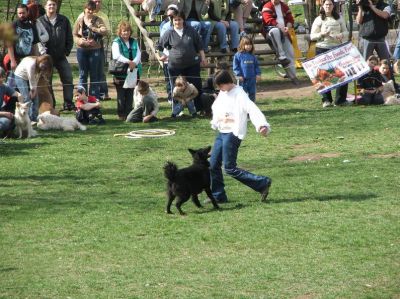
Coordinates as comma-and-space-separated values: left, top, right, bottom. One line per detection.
75, 0, 111, 100
356, 0, 391, 60
7, 4, 40, 70
38, 0, 75, 111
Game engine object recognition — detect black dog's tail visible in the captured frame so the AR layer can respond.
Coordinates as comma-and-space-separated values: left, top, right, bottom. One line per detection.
164, 161, 178, 182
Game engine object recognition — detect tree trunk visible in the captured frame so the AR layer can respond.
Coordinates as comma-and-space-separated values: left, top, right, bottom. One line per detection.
57, 0, 62, 14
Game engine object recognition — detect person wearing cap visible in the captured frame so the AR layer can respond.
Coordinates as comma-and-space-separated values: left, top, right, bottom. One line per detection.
74, 85, 105, 124
159, 4, 180, 104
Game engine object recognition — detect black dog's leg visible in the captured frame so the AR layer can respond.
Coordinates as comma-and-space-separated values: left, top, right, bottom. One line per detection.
205, 188, 220, 210
176, 195, 190, 215
191, 194, 203, 209
166, 189, 175, 214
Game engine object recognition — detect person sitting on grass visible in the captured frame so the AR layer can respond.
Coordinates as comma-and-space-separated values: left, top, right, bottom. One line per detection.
126, 80, 159, 123
377, 59, 392, 82
357, 55, 385, 105
0, 67, 23, 138
74, 86, 105, 125
172, 76, 198, 117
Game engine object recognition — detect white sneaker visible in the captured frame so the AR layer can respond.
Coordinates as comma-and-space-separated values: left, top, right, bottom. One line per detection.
322, 101, 333, 108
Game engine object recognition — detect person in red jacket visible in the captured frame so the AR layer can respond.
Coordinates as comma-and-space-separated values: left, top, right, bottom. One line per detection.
262, 0, 296, 75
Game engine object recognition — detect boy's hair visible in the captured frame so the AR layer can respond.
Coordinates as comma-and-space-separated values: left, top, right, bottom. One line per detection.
214, 70, 234, 86
367, 55, 379, 63
0, 67, 5, 78
17, 4, 28, 11
238, 36, 254, 53
174, 76, 188, 88
380, 59, 389, 66
216, 61, 229, 72
84, 0, 97, 10
137, 80, 149, 94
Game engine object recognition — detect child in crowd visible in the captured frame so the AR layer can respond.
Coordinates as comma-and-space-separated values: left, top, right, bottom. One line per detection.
233, 36, 261, 101
126, 80, 159, 123
74, 86, 105, 124
378, 59, 391, 82
357, 55, 384, 105
200, 62, 229, 116
0, 67, 23, 137
208, 70, 271, 204
172, 76, 198, 117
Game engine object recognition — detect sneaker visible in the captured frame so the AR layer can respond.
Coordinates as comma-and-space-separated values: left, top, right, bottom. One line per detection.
191, 112, 198, 118
97, 118, 106, 125
88, 119, 97, 125
63, 103, 76, 111
221, 48, 228, 54
204, 197, 228, 204
260, 179, 272, 202
322, 101, 333, 108
278, 57, 291, 67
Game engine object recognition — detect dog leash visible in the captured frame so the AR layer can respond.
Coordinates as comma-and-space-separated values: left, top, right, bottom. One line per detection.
113, 129, 175, 139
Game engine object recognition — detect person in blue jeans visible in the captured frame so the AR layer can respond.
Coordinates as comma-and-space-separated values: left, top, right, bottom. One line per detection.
72, 0, 107, 100
209, 70, 272, 204
233, 36, 261, 101
0, 67, 23, 137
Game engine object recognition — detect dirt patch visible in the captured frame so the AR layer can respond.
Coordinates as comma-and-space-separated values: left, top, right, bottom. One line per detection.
258, 80, 315, 100
289, 153, 341, 162
368, 153, 400, 159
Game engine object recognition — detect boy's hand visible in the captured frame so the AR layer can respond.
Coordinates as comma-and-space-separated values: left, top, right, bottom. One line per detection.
256, 75, 261, 82
259, 126, 269, 137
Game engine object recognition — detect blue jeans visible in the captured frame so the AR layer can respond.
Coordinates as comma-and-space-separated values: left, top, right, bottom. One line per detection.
210, 132, 270, 202
239, 77, 256, 101
76, 48, 101, 99
213, 20, 240, 50
187, 19, 212, 51
168, 63, 202, 114
14, 75, 39, 121
0, 117, 12, 132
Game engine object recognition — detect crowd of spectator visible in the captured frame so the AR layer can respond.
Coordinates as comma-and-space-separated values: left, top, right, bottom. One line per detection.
0, 0, 399, 137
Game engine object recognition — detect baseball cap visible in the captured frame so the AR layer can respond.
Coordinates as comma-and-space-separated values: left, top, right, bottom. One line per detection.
167, 4, 178, 11
76, 86, 86, 94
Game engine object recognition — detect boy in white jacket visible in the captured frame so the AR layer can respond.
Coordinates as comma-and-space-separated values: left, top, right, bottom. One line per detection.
209, 70, 272, 203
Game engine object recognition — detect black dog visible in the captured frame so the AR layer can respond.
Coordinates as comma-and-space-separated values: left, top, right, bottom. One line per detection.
163, 146, 220, 215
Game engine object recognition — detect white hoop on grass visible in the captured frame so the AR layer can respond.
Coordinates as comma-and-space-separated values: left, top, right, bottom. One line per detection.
114, 129, 176, 139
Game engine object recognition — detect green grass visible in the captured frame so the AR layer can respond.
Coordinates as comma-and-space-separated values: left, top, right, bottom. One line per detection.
1, 94, 400, 298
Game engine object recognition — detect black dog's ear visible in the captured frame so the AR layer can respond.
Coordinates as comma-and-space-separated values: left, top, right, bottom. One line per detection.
206, 146, 212, 153
188, 149, 195, 156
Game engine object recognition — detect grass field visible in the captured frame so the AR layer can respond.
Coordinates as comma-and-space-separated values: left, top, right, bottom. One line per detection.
1, 92, 400, 298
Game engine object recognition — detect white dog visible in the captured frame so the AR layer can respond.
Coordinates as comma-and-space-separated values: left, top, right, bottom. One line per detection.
14, 102, 37, 138
37, 111, 87, 131
382, 80, 400, 105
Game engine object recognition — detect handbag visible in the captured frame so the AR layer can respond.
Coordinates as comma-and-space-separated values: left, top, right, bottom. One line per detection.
108, 59, 129, 76
123, 68, 138, 89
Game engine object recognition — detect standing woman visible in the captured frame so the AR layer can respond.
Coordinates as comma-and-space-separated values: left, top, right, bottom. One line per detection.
14, 55, 53, 121
73, 0, 107, 100
112, 21, 142, 120
158, 11, 207, 117
310, 0, 349, 107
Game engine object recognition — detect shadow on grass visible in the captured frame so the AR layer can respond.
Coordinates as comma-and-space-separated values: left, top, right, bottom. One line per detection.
0, 142, 49, 156
0, 267, 18, 273
275, 192, 378, 204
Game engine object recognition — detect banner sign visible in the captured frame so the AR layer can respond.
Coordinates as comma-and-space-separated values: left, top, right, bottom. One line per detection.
302, 42, 370, 94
